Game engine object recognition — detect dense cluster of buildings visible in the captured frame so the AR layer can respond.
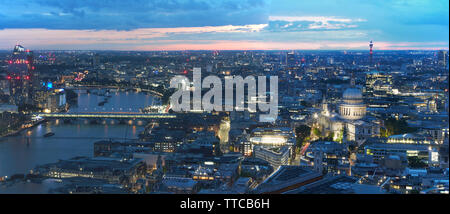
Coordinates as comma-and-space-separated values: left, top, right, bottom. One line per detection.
1, 43, 448, 194
0, 45, 67, 136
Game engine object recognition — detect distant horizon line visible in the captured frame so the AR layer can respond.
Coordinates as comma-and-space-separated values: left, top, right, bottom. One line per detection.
0, 48, 448, 52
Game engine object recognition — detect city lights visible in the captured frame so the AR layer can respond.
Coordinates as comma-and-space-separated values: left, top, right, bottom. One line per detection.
0, 0, 448, 201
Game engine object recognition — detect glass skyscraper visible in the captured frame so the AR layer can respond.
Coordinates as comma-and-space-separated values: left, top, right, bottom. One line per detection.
6, 44, 34, 106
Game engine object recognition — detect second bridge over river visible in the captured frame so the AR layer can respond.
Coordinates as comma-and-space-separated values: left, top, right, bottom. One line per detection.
32, 112, 177, 120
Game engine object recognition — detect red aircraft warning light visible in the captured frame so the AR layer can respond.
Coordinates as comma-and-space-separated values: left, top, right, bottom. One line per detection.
25, 75, 30, 80
6, 76, 11, 80
15, 76, 20, 80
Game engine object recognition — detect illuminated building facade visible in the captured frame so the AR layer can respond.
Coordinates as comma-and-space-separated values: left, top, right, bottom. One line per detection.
32, 83, 67, 113
253, 145, 290, 169
339, 87, 367, 120
244, 127, 295, 164
248, 127, 295, 148
286, 52, 297, 67
364, 143, 431, 163
45, 89, 67, 112
387, 133, 433, 145
365, 70, 393, 96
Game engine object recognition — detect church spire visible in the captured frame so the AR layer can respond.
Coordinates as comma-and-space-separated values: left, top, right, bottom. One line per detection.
350, 72, 356, 86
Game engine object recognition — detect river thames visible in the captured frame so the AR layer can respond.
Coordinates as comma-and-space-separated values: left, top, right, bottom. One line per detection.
0, 89, 158, 178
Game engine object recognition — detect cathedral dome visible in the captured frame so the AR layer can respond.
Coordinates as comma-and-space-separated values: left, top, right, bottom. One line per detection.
343, 88, 363, 100
339, 87, 366, 120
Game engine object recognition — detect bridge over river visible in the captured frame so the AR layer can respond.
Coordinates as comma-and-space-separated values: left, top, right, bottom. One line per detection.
32, 112, 176, 120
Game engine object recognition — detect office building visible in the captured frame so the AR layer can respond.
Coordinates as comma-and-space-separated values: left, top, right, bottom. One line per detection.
6, 44, 35, 106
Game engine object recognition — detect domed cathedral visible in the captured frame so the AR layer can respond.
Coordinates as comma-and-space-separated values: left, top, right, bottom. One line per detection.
317, 75, 380, 146
339, 87, 366, 120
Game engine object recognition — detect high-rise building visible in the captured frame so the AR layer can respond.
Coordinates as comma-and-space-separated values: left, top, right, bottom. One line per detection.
286, 52, 297, 67
92, 53, 100, 68
6, 44, 35, 106
438, 50, 448, 67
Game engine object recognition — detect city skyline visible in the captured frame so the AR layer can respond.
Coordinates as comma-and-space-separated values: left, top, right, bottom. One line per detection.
0, 0, 448, 197
0, 0, 448, 51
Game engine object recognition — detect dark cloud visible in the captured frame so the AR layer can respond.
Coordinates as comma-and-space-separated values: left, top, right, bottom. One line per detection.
0, 0, 268, 30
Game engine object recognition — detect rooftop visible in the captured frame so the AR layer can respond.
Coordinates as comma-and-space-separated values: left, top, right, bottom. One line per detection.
365, 143, 429, 151
254, 166, 322, 193
343, 88, 363, 100
287, 175, 385, 194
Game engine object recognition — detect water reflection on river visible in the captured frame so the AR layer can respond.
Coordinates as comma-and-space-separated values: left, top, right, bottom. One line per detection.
0, 89, 157, 178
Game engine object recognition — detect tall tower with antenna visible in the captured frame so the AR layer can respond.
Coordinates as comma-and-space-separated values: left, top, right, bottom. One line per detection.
369, 40, 373, 65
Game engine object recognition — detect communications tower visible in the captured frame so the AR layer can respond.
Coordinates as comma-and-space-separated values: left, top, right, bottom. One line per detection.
369, 40, 373, 65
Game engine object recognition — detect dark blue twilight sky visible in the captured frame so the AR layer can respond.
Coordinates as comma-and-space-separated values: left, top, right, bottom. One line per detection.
0, 0, 448, 50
